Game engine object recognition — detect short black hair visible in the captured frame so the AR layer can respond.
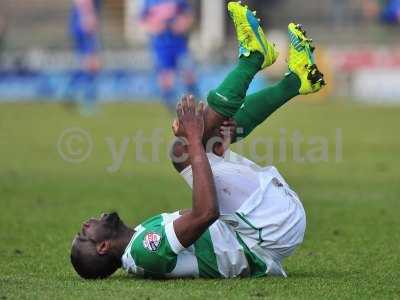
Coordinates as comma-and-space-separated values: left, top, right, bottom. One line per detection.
70, 240, 120, 279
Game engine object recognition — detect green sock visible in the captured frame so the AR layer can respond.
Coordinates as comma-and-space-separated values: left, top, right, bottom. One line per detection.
233, 72, 301, 139
207, 52, 263, 118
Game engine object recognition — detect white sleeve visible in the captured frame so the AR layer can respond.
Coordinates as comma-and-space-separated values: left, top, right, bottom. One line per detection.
165, 221, 186, 254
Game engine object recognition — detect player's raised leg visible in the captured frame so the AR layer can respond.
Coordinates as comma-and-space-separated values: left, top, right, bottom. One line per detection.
233, 23, 326, 139
172, 1, 278, 169
206, 1, 279, 120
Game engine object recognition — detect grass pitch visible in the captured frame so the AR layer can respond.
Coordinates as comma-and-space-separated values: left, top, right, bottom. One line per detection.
0, 101, 399, 299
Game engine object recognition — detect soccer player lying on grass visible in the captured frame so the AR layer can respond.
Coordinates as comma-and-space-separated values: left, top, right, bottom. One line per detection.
70, 2, 325, 279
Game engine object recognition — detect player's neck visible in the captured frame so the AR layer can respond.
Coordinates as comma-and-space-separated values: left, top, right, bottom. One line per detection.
114, 227, 135, 258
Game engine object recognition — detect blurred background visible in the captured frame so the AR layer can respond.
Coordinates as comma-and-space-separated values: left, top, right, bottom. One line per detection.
0, 0, 399, 107
1, 2, 400, 296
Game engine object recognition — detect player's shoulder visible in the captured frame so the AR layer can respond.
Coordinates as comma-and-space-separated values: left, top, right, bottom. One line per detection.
131, 211, 179, 251
139, 214, 164, 228
132, 214, 165, 254
144, 0, 165, 6
127, 213, 180, 276
139, 211, 180, 229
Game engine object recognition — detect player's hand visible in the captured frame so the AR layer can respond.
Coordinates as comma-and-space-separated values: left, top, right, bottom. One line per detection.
219, 119, 238, 145
143, 18, 167, 34
171, 15, 193, 34
172, 118, 184, 137
82, 15, 98, 34
176, 95, 205, 143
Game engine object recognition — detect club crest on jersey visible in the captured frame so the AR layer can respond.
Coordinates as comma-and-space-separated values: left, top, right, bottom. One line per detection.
143, 232, 161, 252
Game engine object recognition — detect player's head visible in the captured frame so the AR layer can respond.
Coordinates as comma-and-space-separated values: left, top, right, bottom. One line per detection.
70, 212, 129, 279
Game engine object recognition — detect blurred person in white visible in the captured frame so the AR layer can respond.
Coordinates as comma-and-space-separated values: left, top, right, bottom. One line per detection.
140, 0, 199, 112
66, 0, 102, 115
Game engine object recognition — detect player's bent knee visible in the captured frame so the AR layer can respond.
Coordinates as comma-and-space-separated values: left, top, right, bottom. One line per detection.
182, 70, 196, 84
159, 72, 175, 90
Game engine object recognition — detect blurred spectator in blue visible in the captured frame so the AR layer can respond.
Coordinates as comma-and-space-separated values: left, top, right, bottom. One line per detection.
140, 0, 199, 111
382, 0, 400, 24
67, 0, 102, 114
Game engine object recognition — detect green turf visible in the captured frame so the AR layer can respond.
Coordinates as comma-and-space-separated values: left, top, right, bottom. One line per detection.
0, 102, 399, 299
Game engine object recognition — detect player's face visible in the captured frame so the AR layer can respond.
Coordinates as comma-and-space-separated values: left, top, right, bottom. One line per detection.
76, 212, 123, 244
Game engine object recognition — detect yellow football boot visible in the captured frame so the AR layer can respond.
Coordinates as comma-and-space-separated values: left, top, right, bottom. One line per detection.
228, 1, 279, 69
287, 23, 326, 95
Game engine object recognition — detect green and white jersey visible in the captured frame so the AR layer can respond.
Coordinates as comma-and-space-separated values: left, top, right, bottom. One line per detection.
121, 212, 268, 279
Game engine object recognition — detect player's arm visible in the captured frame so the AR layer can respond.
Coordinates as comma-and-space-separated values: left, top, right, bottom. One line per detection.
74, 0, 97, 33
173, 95, 219, 248
140, 17, 167, 35
139, 1, 167, 34
171, 1, 194, 35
